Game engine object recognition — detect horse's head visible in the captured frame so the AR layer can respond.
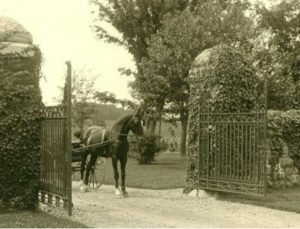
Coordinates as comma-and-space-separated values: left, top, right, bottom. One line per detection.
127, 108, 144, 137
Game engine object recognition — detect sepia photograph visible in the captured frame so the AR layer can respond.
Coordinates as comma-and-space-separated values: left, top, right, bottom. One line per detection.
1, 0, 300, 227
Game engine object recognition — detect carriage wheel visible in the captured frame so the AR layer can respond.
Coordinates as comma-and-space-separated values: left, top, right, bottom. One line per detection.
89, 157, 106, 189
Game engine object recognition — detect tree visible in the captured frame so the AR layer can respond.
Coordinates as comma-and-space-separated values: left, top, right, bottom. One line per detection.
254, 0, 300, 110
91, 0, 192, 64
71, 69, 98, 138
94, 91, 117, 105
136, 0, 254, 156
94, 91, 137, 111
117, 98, 136, 110
91, 0, 193, 132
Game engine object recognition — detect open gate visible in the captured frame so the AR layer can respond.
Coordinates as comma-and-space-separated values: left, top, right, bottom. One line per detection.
39, 62, 72, 215
197, 93, 267, 196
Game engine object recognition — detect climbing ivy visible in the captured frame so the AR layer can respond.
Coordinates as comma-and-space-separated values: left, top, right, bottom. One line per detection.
281, 110, 300, 170
0, 45, 42, 209
184, 45, 258, 193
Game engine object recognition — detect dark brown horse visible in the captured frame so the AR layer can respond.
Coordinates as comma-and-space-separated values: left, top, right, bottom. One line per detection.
79, 110, 144, 197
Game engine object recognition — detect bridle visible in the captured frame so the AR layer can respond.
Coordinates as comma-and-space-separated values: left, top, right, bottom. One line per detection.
110, 113, 143, 138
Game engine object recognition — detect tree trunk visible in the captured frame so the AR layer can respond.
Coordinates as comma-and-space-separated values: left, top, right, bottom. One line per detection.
180, 119, 188, 157
158, 119, 162, 141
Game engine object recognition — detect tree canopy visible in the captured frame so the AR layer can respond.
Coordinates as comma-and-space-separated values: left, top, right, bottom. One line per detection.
91, 0, 192, 63
132, 0, 254, 155
90, 0, 300, 155
70, 69, 98, 137
254, 0, 300, 109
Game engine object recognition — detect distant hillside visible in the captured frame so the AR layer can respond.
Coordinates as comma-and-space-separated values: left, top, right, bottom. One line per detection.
72, 103, 130, 135
89, 103, 131, 122
72, 103, 182, 145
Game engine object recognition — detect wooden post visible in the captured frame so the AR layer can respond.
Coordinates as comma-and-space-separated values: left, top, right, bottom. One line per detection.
65, 61, 72, 216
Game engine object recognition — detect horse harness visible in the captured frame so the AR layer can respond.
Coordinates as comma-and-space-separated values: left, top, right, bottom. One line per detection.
75, 127, 133, 152
75, 113, 141, 153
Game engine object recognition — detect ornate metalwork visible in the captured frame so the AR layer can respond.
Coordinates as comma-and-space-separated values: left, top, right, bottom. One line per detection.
40, 105, 66, 118
39, 62, 72, 215
197, 84, 267, 197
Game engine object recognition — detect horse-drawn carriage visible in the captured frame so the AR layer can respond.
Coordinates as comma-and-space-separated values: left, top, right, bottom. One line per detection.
71, 142, 106, 189
70, 110, 144, 196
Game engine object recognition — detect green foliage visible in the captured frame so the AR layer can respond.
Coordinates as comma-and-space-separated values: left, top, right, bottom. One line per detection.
94, 91, 136, 110
91, 0, 194, 132
68, 69, 98, 137
129, 132, 166, 164
280, 110, 300, 170
185, 45, 258, 192
254, 0, 300, 109
267, 110, 285, 177
135, 0, 254, 108
133, 1, 254, 155
91, 0, 191, 63
190, 45, 258, 112
0, 46, 42, 209
267, 110, 300, 186
94, 91, 117, 104
138, 0, 254, 111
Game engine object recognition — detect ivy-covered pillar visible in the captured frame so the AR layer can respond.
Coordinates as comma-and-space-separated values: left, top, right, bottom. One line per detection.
184, 45, 258, 193
0, 16, 42, 209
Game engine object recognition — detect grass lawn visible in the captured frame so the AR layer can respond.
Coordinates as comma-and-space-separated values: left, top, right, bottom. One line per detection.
74, 151, 186, 189
0, 210, 86, 228
103, 151, 186, 189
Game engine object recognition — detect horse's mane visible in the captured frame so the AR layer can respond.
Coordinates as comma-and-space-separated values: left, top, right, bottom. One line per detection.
113, 112, 134, 127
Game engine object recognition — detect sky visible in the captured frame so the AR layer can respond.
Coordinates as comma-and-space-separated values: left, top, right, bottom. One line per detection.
0, 0, 135, 105
0, 0, 274, 105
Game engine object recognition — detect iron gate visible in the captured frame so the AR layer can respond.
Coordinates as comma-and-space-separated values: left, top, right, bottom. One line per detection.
198, 97, 267, 196
39, 62, 72, 215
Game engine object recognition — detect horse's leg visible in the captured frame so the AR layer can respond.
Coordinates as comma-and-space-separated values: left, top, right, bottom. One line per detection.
120, 155, 128, 197
80, 152, 88, 187
112, 158, 121, 197
82, 153, 98, 192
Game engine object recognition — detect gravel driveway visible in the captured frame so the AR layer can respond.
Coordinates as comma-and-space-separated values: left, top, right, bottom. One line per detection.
44, 181, 300, 228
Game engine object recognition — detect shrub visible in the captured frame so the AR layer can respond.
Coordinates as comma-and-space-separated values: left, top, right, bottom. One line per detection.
129, 133, 166, 164
281, 110, 300, 169
266, 110, 300, 187
267, 109, 300, 170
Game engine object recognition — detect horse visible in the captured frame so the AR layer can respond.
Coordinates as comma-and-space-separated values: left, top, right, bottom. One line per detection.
79, 110, 144, 197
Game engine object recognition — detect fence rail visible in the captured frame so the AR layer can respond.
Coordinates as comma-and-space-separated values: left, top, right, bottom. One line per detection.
39, 62, 72, 215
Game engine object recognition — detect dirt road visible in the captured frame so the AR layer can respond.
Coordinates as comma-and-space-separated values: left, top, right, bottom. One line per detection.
48, 181, 300, 228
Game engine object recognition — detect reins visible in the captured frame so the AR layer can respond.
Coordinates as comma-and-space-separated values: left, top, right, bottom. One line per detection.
74, 129, 133, 152
110, 130, 131, 137
73, 139, 114, 152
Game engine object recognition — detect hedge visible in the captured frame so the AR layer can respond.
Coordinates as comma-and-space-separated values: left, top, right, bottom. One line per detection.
0, 45, 42, 209
267, 110, 300, 187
